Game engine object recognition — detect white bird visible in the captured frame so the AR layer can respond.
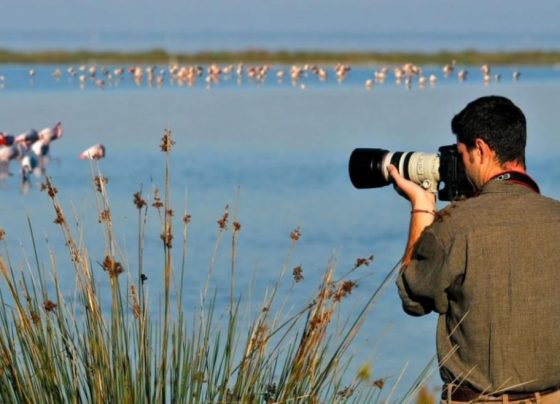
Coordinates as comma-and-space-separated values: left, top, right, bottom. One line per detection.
457, 70, 468, 81
21, 154, 37, 181
0, 144, 26, 179
38, 121, 63, 143
20, 154, 38, 194
15, 129, 39, 146
0, 144, 25, 163
31, 139, 50, 158
79, 144, 105, 160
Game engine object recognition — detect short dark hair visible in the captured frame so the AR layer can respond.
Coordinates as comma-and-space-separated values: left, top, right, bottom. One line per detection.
451, 95, 526, 166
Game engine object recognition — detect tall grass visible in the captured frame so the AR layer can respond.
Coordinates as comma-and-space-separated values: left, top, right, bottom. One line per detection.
0, 129, 434, 403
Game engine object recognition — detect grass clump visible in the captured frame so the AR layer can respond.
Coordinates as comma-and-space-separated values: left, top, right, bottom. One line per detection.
0, 128, 432, 403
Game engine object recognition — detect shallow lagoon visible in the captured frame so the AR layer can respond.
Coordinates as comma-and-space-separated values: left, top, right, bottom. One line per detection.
0, 64, 559, 397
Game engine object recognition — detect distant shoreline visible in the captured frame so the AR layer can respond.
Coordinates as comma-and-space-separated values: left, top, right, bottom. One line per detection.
1, 48, 560, 65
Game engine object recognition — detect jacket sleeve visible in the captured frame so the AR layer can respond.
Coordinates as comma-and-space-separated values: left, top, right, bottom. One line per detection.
396, 227, 459, 316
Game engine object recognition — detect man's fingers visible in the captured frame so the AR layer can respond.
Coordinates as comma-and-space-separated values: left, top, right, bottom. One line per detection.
388, 165, 410, 190
387, 165, 401, 182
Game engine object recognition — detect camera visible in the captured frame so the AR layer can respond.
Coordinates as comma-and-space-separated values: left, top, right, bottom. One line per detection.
348, 145, 474, 201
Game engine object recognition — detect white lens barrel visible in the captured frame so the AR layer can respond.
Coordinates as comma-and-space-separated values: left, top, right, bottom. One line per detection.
407, 152, 440, 192
381, 151, 440, 193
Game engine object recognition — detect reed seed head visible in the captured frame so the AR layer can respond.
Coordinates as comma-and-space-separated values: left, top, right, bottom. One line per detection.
373, 378, 385, 389
93, 176, 108, 193
233, 221, 241, 233
152, 188, 163, 210
290, 227, 301, 242
101, 255, 124, 278
133, 191, 147, 209
183, 213, 192, 224
160, 128, 175, 152
40, 177, 58, 198
54, 206, 66, 224
217, 205, 229, 230
0, 229, 5, 241
160, 231, 173, 248
98, 209, 111, 223
331, 280, 357, 302
309, 309, 333, 330
292, 265, 304, 282
355, 255, 374, 268
43, 299, 57, 312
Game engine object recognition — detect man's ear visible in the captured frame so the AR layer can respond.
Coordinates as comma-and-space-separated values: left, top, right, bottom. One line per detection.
474, 138, 493, 164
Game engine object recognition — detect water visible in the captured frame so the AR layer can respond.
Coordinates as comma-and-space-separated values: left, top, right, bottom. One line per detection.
1, 64, 560, 398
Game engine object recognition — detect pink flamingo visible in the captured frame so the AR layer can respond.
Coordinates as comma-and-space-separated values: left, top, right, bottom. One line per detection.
79, 144, 106, 160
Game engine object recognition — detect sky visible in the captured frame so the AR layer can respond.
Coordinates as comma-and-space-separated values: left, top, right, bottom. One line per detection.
1, 1, 559, 52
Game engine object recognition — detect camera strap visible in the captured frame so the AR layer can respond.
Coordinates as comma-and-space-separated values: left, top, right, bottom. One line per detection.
489, 171, 540, 194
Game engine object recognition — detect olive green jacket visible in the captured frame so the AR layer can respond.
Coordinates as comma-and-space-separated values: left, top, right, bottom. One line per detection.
397, 179, 560, 393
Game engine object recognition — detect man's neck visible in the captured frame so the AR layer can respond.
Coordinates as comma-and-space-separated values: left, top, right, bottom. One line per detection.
482, 161, 526, 186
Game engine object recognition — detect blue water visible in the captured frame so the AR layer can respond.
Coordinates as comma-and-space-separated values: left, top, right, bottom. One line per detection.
1, 64, 559, 399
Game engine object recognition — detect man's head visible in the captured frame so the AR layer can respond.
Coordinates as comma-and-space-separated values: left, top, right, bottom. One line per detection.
452, 95, 526, 167
452, 96, 527, 190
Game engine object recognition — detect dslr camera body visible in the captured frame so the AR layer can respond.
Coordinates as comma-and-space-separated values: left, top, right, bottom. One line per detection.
349, 145, 474, 201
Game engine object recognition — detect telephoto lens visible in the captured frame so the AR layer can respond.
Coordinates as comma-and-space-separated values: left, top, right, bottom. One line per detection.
348, 148, 440, 193
348, 145, 473, 201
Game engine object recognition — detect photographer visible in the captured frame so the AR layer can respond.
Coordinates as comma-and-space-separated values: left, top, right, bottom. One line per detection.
390, 96, 560, 403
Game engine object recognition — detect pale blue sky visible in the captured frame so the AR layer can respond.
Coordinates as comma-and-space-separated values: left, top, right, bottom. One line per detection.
1, 0, 559, 51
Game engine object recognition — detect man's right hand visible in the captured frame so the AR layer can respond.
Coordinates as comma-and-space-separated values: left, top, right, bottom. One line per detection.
387, 164, 437, 211
388, 164, 437, 266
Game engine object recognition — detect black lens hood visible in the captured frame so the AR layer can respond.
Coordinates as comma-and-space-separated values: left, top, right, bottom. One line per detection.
348, 148, 390, 189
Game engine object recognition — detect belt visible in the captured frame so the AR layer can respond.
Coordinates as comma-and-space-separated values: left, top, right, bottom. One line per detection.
442, 384, 559, 402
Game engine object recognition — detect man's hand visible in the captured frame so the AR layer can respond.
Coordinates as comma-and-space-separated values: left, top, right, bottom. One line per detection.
388, 164, 437, 266
387, 165, 436, 210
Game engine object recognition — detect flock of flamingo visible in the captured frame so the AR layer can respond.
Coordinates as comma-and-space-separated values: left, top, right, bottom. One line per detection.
0, 61, 521, 91
0, 122, 105, 193
0, 60, 520, 193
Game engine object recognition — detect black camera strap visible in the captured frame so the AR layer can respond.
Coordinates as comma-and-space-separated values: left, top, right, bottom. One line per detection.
490, 171, 540, 194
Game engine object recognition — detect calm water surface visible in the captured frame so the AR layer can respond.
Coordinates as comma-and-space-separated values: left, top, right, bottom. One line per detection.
1, 65, 559, 398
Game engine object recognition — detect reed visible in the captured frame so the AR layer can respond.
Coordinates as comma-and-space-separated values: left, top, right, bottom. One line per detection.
0, 128, 435, 403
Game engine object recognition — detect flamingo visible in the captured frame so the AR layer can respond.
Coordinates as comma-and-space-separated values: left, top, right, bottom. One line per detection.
38, 121, 63, 143
21, 154, 37, 182
79, 144, 106, 160
30, 139, 50, 158
15, 129, 39, 146
0, 143, 26, 179
0, 133, 15, 146
0, 143, 25, 163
